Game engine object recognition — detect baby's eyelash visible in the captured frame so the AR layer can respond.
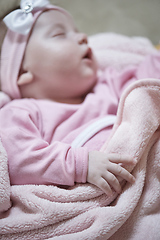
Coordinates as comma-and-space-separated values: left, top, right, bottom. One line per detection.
53, 32, 65, 37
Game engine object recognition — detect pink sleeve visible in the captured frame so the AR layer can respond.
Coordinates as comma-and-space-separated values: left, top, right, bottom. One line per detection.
0, 105, 88, 186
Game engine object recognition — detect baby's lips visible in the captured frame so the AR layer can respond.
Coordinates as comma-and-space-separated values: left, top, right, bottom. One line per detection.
83, 47, 92, 59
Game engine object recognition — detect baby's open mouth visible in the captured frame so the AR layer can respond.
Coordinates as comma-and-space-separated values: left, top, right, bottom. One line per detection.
83, 48, 92, 59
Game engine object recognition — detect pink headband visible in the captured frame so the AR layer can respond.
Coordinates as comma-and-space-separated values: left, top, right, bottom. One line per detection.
0, 0, 70, 99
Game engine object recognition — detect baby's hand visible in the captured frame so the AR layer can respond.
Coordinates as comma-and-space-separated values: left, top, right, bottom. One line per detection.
87, 151, 136, 195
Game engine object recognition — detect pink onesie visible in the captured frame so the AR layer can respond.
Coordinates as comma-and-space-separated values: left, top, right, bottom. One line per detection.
0, 53, 160, 186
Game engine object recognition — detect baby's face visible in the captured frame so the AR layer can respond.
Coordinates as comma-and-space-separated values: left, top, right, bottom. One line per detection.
22, 10, 97, 103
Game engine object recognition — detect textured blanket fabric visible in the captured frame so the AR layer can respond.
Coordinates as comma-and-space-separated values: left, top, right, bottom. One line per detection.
89, 32, 157, 70
0, 34, 160, 239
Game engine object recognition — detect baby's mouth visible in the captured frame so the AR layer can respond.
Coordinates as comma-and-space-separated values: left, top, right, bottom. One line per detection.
83, 47, 92, 60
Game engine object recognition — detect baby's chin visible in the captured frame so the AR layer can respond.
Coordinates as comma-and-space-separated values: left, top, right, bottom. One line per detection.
84, 75, 98, 95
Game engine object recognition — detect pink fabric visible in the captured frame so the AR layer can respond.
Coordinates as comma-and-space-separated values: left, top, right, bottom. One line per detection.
1, 78, 160, 239
0, 5, 72, 99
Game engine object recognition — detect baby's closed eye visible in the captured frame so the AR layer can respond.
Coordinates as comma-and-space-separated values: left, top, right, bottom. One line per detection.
52, 32, 65, 37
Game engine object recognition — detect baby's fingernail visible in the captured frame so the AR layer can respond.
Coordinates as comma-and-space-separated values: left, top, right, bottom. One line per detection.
132, 176, 136, 183
117, 186, 122, 194
118, 189, 122, 194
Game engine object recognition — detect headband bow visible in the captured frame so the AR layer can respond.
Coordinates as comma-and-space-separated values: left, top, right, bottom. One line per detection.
3, 0, 50, 35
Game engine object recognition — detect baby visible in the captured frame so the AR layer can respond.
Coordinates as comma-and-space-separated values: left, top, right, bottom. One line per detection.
0, 0, 140, 195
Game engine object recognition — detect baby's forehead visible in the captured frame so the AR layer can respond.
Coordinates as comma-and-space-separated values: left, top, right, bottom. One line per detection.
33, 9, 75, 32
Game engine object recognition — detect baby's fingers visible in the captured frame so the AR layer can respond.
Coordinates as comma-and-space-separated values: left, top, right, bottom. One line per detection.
97, 178, 113, 195
102, 172, 122, 193
109, 163, 135, 184
108, 153, 136, 165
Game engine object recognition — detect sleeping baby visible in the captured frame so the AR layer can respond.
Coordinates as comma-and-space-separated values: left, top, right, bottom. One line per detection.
2, 0, 160, 196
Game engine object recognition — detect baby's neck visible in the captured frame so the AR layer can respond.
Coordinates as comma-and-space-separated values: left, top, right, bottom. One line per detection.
50, 95, 86, 105
19, 84, 86, 104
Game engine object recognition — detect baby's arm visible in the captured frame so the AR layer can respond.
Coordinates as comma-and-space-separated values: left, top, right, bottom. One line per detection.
87, 151, 136, 195
0, 104, 88, 186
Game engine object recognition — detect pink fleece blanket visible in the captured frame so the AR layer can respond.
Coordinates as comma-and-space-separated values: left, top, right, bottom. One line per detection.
0, 33, 160, 239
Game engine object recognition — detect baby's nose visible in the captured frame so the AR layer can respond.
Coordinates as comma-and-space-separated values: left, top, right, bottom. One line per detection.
77, 32, 88, 44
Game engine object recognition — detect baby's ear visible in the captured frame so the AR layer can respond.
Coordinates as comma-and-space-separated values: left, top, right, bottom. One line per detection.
17, 71, 33, 86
